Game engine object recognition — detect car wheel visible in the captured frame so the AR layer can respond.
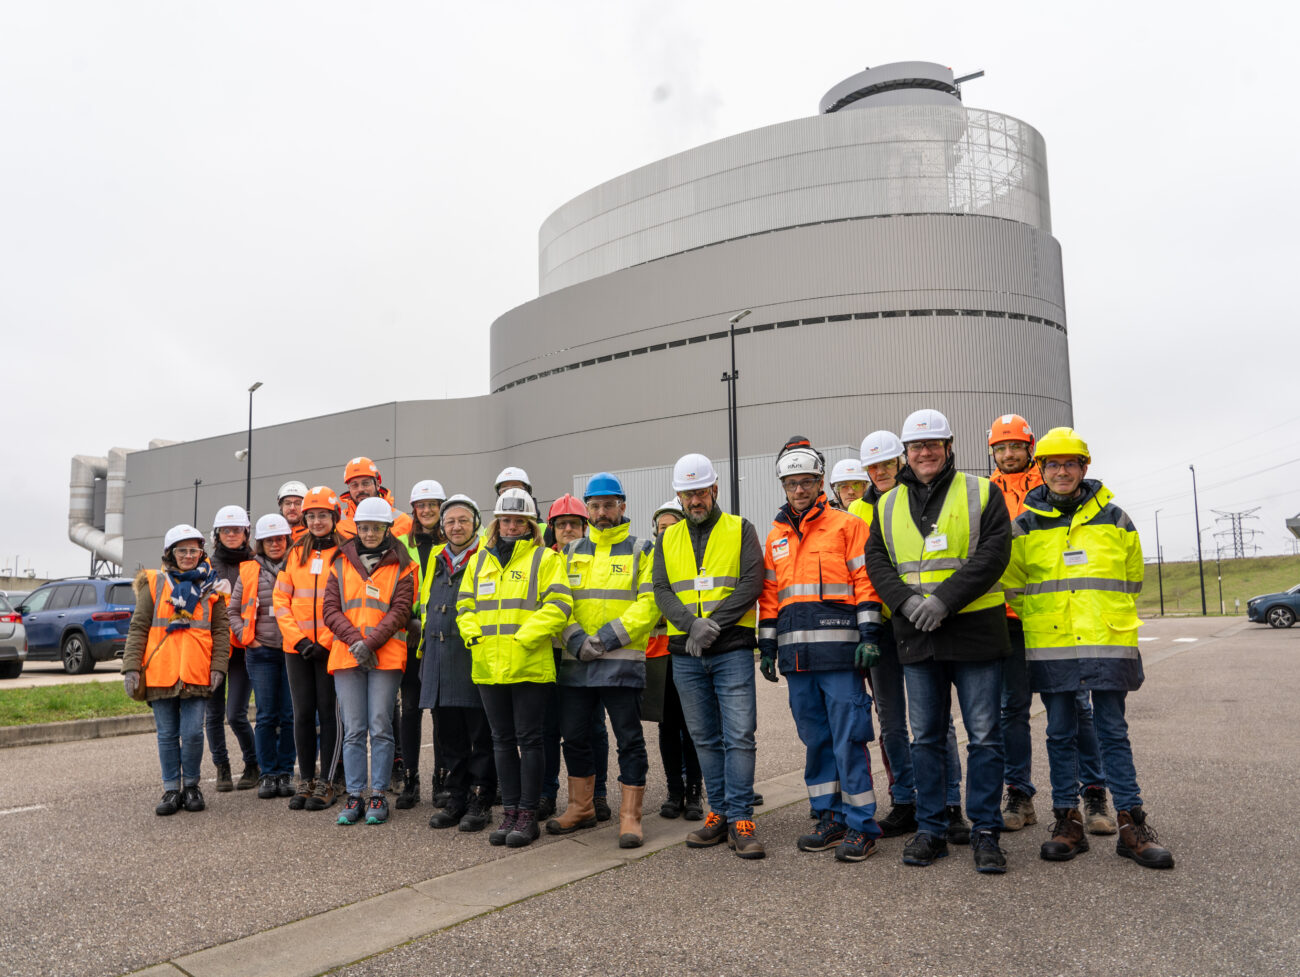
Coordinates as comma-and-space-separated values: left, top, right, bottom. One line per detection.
61, 632, 95, 674
0, 660, 22, 679
1266, 606, 1296, 629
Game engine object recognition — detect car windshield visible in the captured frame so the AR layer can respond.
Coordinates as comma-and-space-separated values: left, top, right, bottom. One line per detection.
1289, 584, 1300, 595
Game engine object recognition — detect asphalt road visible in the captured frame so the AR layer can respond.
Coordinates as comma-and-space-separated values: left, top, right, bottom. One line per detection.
2, 616, 1295, 977
3, 658, 125, 689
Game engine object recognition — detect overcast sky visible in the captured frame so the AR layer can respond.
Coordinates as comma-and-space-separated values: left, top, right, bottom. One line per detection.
3, 1, 1298, 581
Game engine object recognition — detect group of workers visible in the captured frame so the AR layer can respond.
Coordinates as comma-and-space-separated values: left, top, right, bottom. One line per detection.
123, 408, 1174, 873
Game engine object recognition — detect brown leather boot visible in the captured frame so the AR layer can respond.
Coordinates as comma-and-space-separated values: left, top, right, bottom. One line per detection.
1116, 807, 1174, 869
546, 775, 598, 835
1040, 807, 1089, 861
618, 784, 645, 849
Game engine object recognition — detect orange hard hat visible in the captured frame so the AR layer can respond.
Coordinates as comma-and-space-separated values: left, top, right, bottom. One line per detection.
302, 486, 341, 517
988, 414, 1034, 449
548, 494, 588, 522
343, 456, 382, 485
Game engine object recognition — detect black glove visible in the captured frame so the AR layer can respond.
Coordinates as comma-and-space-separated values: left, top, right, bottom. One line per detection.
759, 652, 779, 683
295, 638, 314, 661
407, 621, 422, 653
912, 596, 950, 633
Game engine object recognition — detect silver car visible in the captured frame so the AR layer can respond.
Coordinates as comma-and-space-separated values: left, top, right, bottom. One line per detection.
0, 593, 27, 678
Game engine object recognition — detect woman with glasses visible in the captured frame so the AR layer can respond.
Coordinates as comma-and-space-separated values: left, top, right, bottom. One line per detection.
121, 525, 231, 815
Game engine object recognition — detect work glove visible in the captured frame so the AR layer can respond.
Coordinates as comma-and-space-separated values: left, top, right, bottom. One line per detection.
759, 652, 779, 683
911, 596, 950, 633
854, 642, 881, 669
578, 635, 605, 662
407, 620, 422, 653
685, 617, 721, 657
900, 595, 925, 624
208, 672, 225, 694
295, 637, 314, 661
122, 671, 141, 699
349, 640, 376, 671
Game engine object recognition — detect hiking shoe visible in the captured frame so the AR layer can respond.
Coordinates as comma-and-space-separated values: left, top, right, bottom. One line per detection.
1002, 787, 1037, 831
337, 794, 364, 825
972, 830, 1007, 874
506, 809, 540, 848
489, 808, 518, 846
276, 773, 294, 798
535, 794, 557, 821
945, 804, 971, 846
876, 801, 918, 838
429, 798, 468, 829
1041, 808, 1089, 862
660, 794, 685, 819
902, 832, 949, 866
459, 786, 492, 833
395, 770, 420, 810
156, 789, 183, 816
683, 785, 704, 821
366, 794, 389, 825
1116, 807, 1174, 869
236, 762, 260, 790
288, 780, 312, 811
797, 811, 847, 852
594, 795, 612, 822
728, 820, 766, 859
686, 811, 729, 848
256, 775, 278, 799
182, 785, 206, 812
835, 828, 877, 863
306, 779, 336, 811
214, 762, 234, 792
1083, 786, 1117, 835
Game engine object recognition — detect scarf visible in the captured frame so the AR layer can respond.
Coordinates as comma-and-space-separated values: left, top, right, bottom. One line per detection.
441, 538, 479, 576
164, 559, 216, 631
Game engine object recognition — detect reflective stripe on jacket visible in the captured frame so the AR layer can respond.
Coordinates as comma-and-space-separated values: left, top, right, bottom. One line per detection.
877, 471, 1004, 615
660, 512, 757, 635
1003, 480, 1145, 693
456, 539, 572, 685
143, 570, 218, 689
323, 541, 418, 673
229, 561, 261, 647
757, 495, 882, 673
558, 519, 656, 688
273, 540, 340, 652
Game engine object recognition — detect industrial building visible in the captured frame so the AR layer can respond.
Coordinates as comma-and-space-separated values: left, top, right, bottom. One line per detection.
72, 61, 1074, 571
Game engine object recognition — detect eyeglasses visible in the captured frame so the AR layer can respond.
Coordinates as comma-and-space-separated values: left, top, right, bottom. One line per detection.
586, 499, 621, 511
173, 547, 203, 557
992, 442, 1027, 454
782, 477, 820, 492
1042, 459, 1084, 473
906, 440, 947, 453
678, 488, 713, 502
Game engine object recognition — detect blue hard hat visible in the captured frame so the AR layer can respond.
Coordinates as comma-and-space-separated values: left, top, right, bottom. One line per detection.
583, 472, 625, 500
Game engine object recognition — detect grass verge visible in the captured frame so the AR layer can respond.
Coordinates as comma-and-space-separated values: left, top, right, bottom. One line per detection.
1137, 554, 1299, 616
0, 682, 151, 726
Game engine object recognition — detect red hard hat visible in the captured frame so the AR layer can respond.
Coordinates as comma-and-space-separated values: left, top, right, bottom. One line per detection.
988, 414, 1035, 449
547, 494, 587, 522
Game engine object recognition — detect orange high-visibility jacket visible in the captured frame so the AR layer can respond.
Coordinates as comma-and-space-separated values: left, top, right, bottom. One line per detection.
322, 543, 418, 673
273, 539, 340, 653
990, 465, 1043, 620
229, 561, 261, 648
142, 570, 220, 689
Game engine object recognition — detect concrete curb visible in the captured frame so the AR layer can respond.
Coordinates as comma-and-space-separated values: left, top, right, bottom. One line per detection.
0, 712, 155, 749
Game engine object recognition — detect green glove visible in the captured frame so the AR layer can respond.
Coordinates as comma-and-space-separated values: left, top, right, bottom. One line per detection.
854, 641, 880, 669
759, 652, 779, 683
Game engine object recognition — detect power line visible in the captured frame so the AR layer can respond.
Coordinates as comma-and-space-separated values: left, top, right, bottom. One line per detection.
1212, 507, 1262, 559
1122, 456, 1300, 512
1105, 412, 1300, 490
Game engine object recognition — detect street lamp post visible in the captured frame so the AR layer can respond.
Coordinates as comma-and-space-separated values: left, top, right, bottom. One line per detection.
1189, 464, 1207, 616
193, 478, 202, 526
1154, 508, 1165, 616
245, 381, 262, 515
722, 310, 750, 515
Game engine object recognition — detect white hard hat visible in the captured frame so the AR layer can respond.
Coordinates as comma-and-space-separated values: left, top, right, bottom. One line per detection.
164, 524, 205, 550
354, 497, 394, 525
441, 493, 481, 529
900, 408, 954, 443
277, 480, 308, 503
860, 430, 906, 465
213, 505, 251, 530
410, 479, 447, 504
671, 453, 718, 492
254, 514, 292, 540
829, 458, 868, 486
776, 448, 825, 480
494, 487, 538, 519
651, 498, 684, 529
494, 466, 532, 494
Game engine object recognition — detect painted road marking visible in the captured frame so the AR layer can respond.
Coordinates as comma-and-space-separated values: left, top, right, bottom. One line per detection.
1172, 637, 1198, 643
0, 804, 47, 817
1139, 637, 1158, 642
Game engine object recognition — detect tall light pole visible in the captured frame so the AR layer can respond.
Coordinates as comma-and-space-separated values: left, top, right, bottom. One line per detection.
193, 478, 202, 526
1154, 508, 1165, 616
722, 310, 750, 514
1189, 464, 1207, 616
246, 381, 262, 515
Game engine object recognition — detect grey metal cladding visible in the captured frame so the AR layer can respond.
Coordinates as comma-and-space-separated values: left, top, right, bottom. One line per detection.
539, 105, 1050, 293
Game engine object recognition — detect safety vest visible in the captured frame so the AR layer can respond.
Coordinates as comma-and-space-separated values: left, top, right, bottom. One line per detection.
273, 540, 340, 652
408, 536, 446, 658
877, 472, 1005, 615
456, 539, 572, 685
991, 466, 1044, 521
328, 555, 418, 672
558, 520, 656, 686
337, 488, 412, 539
847, 497, 874, 528
230, 561, 261, 648
142, 570, 217, 689
1003, 481, 1144, 691
660, 513, 757, 635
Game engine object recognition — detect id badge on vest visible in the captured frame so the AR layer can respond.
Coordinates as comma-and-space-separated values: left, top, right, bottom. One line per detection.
694, 575, 713, 591
478, 577, 496, 598
1062, 549, 1088, 567
310, 558, 323, 575
365, 582, 381, 599
924, 533, 948, 553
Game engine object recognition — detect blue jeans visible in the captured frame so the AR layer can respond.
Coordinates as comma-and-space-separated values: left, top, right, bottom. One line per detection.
334, 667, 403, 795
870, 630, 962, 806
786, 669, 880, 836
904, 658, 1005, 836
673, 650, 757, 823
152, 696, 207, 789
1075, 691, 1106, 789
245, 647, 296, 777
1042, 690, 1141, 810
1001, 622, 1035, 795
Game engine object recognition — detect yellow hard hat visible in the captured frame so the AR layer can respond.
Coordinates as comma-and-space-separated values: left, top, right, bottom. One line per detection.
1034, 427, 1090, 463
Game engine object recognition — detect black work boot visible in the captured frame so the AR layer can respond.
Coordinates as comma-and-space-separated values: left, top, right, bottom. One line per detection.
659, 794, 685, 819
1040, 808, 1089, 861
156, 789, 183, 816
459, 786, 493, 832
506, 809, 539, 848
535, 794, 557, 821
395, 769, 420, 810
593, 794, 612, 822
214, 762, 234, 793
945, 804, 971, 846
236, 761, 260, 791
876, 801, 918, 838
902, 832, 949, 866
182, 785, 206, 812
971, 830, 1007, 874
431, 767, 451, 809
428, 795, 468, 829
683, 784, 704, 821
257, 775, 278, 800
